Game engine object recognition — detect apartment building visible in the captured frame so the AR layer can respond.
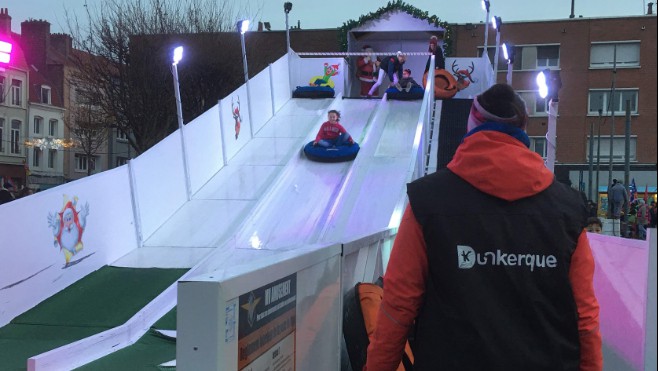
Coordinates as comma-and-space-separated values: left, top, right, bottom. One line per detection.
452, 13, 657, 201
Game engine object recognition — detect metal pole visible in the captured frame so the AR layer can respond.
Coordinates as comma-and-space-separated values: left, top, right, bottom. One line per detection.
285, 12, 291, 54
506, 62, 513, 86
607, 45, 617, 191
493, 31, 501, 77
545, 99, 558, 172
172, 63, 192, 201
595, 108, 603, 203
588, 120, 594, 201
624, 100, 631, 218
483, 9, 490, 56
240, 32, 249, 83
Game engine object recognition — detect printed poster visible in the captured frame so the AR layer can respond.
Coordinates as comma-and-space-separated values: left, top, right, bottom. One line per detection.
238, 273, 297, 371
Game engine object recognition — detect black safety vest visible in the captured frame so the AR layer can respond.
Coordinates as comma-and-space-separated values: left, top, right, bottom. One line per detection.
407, 169, 587, 371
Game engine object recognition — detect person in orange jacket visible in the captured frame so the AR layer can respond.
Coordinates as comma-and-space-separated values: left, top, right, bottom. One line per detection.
313, 110, 354, 148
366, 84, 602, 371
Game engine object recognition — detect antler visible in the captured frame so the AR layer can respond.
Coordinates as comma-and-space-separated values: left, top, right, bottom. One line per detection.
451, 60, 459, 74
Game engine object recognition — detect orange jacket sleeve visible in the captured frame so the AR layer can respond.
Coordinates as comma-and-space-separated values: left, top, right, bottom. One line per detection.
365, 205, 428, 371
569, 231, 603, 371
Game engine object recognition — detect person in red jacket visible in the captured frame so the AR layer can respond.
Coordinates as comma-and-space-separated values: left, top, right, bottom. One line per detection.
313, 110, 354, 148
356, 45, 378, 97
366, 84, 602, 371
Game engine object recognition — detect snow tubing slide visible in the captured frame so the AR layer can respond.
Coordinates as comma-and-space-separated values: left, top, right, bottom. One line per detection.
303, 141, 360, 163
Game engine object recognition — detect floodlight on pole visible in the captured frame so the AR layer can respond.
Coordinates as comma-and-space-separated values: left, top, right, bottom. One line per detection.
491, 16, 502, 76
482, 0, 491, 56
0, 40, 12, 64
491, 16, 502, 30
170, 45, 192, 200
536, 69, 562, 173
237, 20, 250, 83
237, 19, 254, 139
502, 42, 515, 85
172, 46, 183, 65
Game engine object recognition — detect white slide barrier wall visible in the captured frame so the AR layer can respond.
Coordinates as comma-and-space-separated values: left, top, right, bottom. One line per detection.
185, 105, 224, 195
448, 56, 493, 99
131, 130, 188, 240
0, 166, 138, 326
290, 56, 346, 96
178, 244, 342, 371
249, 67, 275, 135
271, 56, 291, 112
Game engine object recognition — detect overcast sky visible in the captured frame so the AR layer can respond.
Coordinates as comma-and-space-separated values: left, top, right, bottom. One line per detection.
7, 0, 653, 35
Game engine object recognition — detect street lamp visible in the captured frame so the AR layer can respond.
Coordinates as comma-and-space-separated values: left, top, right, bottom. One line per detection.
171, 46, 192, 201
237, 20, 250, 83
501, 42, 515, 85
284, 2, 293, 54
537, 69, 562, 172
491, 16, 502, 77
481, 0, 491, 56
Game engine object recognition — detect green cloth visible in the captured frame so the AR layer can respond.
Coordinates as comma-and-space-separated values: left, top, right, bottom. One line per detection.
0, 267, 186, 371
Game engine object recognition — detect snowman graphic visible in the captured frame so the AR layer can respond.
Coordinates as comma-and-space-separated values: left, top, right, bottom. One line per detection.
48, 195, 90, 267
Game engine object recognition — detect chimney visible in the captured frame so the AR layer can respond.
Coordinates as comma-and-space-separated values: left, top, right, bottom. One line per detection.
0, 8, 11, 36
20, 19, 51, 68
648, 2, 654, 15
258, 22, 263, 31
51, 33, 73, 57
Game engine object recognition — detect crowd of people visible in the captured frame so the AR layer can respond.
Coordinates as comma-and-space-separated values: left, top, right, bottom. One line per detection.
355, 36, 446, 97
0, 182, 34, 205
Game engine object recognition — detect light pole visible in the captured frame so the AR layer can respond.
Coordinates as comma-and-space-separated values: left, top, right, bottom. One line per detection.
537, 69, 561, 173
237, 20, 254, 138
284, 2, 293, 54
237, 20, 250, 83
491, 16, 502, 78
171, 46, 192, 201
501, 42, 515, 86
481, 0, 491, 56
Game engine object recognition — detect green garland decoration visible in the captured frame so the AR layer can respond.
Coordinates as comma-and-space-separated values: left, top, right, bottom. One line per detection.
338, 0, 453, 56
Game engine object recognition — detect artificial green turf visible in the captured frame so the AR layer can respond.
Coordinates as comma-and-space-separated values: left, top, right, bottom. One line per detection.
75, 308, 178, 371
0, 267, 187, 371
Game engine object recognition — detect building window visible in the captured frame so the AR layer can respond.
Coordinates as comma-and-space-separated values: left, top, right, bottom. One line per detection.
529, 137, 547, 158
34, 116, 43, 134
0, 76, 5, 103
116, 157, 128, 167
588, 89, 638, 115
480, 44, 560, 71
536, 45, 560, 68
587, 136, 637, 162
75, 154, 88, 172
10, 119, 21, 154
49, 119, 58, 137
517, 91, 548, 116
33, 147, 42, 167
590, 42, 640, 68
41, 85, 51, 104
48, 149, 57, 168
0, 118, 4, 153
11, 79, 22, 106
117, 130, 128, 141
